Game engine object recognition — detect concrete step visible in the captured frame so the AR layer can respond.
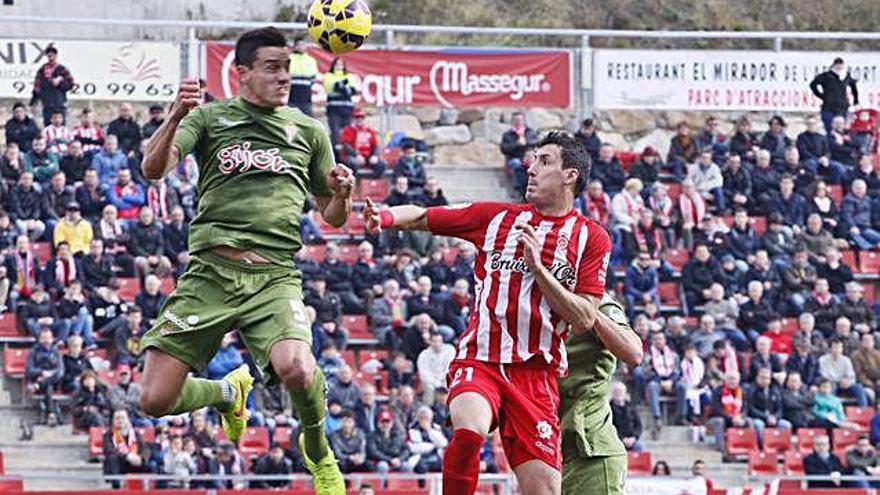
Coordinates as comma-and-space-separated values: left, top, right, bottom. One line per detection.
642, 426, 748, 488
427, 164, 518, 203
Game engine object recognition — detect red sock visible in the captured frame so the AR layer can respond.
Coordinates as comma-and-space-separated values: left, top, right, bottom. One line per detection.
443, 428, 484, 495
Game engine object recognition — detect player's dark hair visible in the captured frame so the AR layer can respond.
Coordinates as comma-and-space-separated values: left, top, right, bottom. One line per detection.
833, 57, 845, 65
537, 130, 590, 196
235, 26, 288, 67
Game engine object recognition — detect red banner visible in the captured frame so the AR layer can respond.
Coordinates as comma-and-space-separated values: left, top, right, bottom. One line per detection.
206, 43, 571, 108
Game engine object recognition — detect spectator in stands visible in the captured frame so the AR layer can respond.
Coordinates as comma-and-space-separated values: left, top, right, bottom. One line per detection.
679, 343, 707, 422
729, 117, 758, 163
80, 239, 113, 291
748, 367, 792, 448
781, 247, 816, 314
24, 136, 61, 186
644, 331, 686, 428
841, 282, 875, 332
324, 57, 360, 150
798, 116, 845, 184
305, 275, 342, 326
42, 171, 74, 236
5, 102, 40, 152
832, 317, 859, 356
407, 405, 447, 474
782, 370, 820, 428
749, 150, 780, 216
392, 384, 421, 427
53, 201, 92, 256
42, 109, 72, 156
761, 316, 792, 355
768, 174, 808, 229
109, 363, 149, 426
696, 116, 727, 151
211, 440, 247, 489
623, 251, 659, 318
204, 332, 243, 382
141, 105, 165, 140
60, 334, 92, 392
1, 142, 24, 188
787, 334, 819, 388
627, 146, 661, 193
26, 326, 64, 424
406, 276, 447, 332
143, 177, 179, 225
369, 408, 414, 476
846, 435, 880, 488
129, 206, 171, 279
801, 216, 842, 267
96, 205, 134, 276
820, 338, 869, 406
667, 121, 698, 180
321, 242, 364, 314
56, 281, 94, 348
678, 179, 706, 250
688, 149, 725, 213
850, 153, 880, 196
135, 275, 166, 326
577, 179, 610, 225
351, 240, 382, 301
393, 141, 427, 194
20, 286, 68, 341
75, 169, 108, 223
353, 383, 379, 435
810, 57, 859, 133
108, 168, 145, 225
681, 243, 721, 312
722, 154, 751, 213
422, 177, 448, 209
44, 241, 78, 293
370, 279, 407, 349
708, 370, 750, 455
804, 434, 845, 488
691, 316, 726, 359
610, 381, 644, 451
725, 209, 756, 265
341, 108, 385, 179
251, 444, 293, 488
107, 103, 142, 155
830, 116, 859, 167
760, 115, 792, 169
853, 332, 880, 402
108, 306, 145, 368
331, 410, 371, 473
72, 369, 109, 429
704, 283, 746, 350
30, 44, 74, 125
814, 378, 862, 430
317, 341, 344, 382
575, 118, 601, 164
5, 234, 38, 308
805, 278, 841, 335
329, 364, 361, 412
592, 143, 627, 196
500, 112, 538, 197
91, 135, 128, 186
71, 108, 104, 158
0, 210, 18, 255
10, 172, 46, 241
162, 435, 197, 488
610, 177, 644, 235
103, 408, 150, 487
417, 332, 454, 405
163, 205, 189, 274
750, 336, 786, 383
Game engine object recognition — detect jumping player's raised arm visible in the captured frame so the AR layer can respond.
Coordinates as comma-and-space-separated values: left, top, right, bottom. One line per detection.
310, 127, 354, 228
142, 78, 202, 181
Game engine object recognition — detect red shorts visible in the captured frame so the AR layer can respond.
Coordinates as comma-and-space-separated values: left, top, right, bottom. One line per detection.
446, 359, 561, 471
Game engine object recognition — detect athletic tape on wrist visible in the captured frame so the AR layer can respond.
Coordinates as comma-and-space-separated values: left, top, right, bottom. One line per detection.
379, 210, 394, 229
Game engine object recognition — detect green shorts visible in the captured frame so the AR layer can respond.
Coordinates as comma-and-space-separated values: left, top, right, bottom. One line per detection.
562, 454, 626, 495
141, 250, 310, 385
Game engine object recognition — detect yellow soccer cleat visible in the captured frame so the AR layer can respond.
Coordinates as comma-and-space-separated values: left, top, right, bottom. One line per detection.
299, 432, 345, 494
220, 364, 253, 443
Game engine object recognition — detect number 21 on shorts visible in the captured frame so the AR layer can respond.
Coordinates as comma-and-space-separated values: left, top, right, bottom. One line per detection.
450, 366, 474, 389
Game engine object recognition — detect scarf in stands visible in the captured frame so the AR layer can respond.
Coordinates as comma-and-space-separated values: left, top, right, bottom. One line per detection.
54, 256, 76, 288
720, 385, 743, 416
112, 424, 137, 455
99, 219, 124, 241
14, 249, 36, 297
621, 192, 644, 226
147, 184, 168, 220
812, 290, 832, 305
650, 195, 673, 221
681, 356, 705, 387
650, 345, 677, 378
386, 295, 405, 328
635, 223, 663, 258
719, 346, 739, 375
679, 192, 706, 225
586, 193, 611, 224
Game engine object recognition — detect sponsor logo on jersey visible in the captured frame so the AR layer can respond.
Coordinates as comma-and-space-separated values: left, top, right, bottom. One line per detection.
488, 250, 576, 288
164, 310, 196, 332
217, 116, 247, 127
217, 142, 296, 175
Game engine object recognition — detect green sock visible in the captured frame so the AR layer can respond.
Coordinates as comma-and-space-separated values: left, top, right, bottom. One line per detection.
168, 377, 230, 415
289, 368, 329, 462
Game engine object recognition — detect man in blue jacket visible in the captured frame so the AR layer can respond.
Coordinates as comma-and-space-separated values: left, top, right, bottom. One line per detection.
623, 251, 658, 318
91, 135, 128, 186
26, 327, 64, 424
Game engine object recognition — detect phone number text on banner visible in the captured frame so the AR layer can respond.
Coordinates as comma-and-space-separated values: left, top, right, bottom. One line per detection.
594, 49, 880, 111
0, 39, 181, 102
206, 42, 571, 108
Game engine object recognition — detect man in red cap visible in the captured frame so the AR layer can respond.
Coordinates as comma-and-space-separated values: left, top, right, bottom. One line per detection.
340, 109, 386, 178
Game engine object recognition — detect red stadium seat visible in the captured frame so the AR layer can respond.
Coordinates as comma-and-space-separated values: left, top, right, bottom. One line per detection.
135, 426, 155, 443
796, 428, 825, 454
117, 277, 140, 301
750, 216, 768, 235
159, 277, 177, 295
832, 428, 859, 452
862, 283, 877, 305
315, 212, 346, 236
846, 406, 874, 430
784, 450, 805, 475
358, 178, 390, 203
338, 244, 359, 264
304, 244, 327, 263
779, 318, 799, 335
274, 426, 293, 450
89, 427, 107, 458
342, 314, 370, 339
841, 250, 857, 268
3, 348, 28, 377
861, 251, 880, 273
828, 185, 845, 205
385, 477, 424, 491
725, 428, 758, 457
239, 426, 270, 459
0, 478, 23, 492
658, 281, 681, 306
762, 427, 793, 454
33, 242, 52, 264
341, 349, 357, 367
748, 450, 780, 475
347, 213, 367, 237
616, 151, 640, 172
627, 451, 652, 475
665, 248, 690, 271
0, 313, 23, 339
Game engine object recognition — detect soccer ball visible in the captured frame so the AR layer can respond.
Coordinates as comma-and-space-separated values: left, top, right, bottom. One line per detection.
307, 0, 372, 54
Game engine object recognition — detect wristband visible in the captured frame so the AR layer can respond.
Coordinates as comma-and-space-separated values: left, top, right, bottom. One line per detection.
379, 210, 395, 229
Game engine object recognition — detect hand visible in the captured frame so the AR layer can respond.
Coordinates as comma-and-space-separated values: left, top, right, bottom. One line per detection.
768, 415, 777, 426
172, 78, 202, 120
819, 156, 829, 166
126, 453, 143, 467
623, 437, 635, 447
390, 458, 401, 468
363, 198, 383, 235
52, 76, 62, 87
327, 163, 354, 198
840, 377, 853, 389
147, 255, 158, 264
369, 155, 378, 165
515, 221, 543, 273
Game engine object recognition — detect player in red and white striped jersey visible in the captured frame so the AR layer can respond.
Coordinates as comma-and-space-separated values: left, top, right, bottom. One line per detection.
364, 131, 641, 495
71, 108, 106, 156
42, 109, 73, 155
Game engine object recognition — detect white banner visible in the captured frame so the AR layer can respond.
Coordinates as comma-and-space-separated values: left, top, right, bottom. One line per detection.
0, 39, 180, 101
625, 476, 707, 495
593, 49, 880, 111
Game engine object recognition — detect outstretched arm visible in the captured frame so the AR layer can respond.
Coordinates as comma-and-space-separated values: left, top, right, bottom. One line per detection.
142, 78, 201, 181
364, 198, 429, 233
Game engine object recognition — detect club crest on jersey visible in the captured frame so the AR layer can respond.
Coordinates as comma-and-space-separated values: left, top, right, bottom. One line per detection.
556, 233, 570, 251
536, 420, 553, 440
285, 126, 298, 145
216, 142, 295, 175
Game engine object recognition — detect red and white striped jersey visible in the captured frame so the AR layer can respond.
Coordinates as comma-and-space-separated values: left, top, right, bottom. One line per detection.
42, 125, 72, 155
72, 125, 106, 154
426, 202, 611, 374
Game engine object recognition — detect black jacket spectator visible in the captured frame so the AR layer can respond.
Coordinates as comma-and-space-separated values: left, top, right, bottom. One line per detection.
163, 220, 188, 260
730, 131, 758, 162
681, 254, 722, 308
760, 229, 796, 261
628, 159, 658, 187
500, 127, 538, 161
759, 131, 793, 166
5, 111, 40, 152
723, 165, 752, 204
61, 152, 90, 184
782, 386, 816, 429
127, 221, 164, 257
72, 381, 110, 429
305, 288, 342, 325
134, 291, 166, 325
576, 127, 601, 164
748, 353, 784, 383
786, 352, 820, 388
367, 423, 411, 466
810, 70, 859, 115
321, 258, 354, 294
610, 399, 642, 444
250, 452, 293, 489
748, 384, 784, 423
668, 134, 699, 165
767, 191, 807, 227
74, 182, 108, 222
750, 166, 781, 209
847, 166, 880, 194
107, 117, 142, 155
816, 263, 853, 295
26, 340, 64, 383
102, 427, 148, 485
9, 183, 45, 221
797, 130, 831, 162
738, 298, 774, 333
423, 188, 449, 208
352, 258, 383, 295
840, 297, 876, 330
394, 158, 427, 192
80, 252, 114, 291
62, 352, 93, 392
803, 449, 847, 489
591, 158, 626, 195
42, 184, 75, 221
726, 225, 758, 262
406, 292, 445, 324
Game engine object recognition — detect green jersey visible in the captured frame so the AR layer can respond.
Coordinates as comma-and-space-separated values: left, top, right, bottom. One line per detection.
559, 294, 633, 462
173, 97, 335, 266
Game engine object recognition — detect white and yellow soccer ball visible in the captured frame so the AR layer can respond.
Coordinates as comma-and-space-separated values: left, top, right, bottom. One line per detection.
307, 0, 372, 54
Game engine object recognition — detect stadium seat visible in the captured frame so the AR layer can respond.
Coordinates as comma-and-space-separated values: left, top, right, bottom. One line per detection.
385, 477, 425, 491
832, 428, 859, 452
0, 313, 25, 341
860, 251, 880, 273
3, 348, 28, 377
665, 248, 690, 271
357, 178, 390, 203
783, 450, 805, 475
779, 318, 799, 335
88, 427, 107, 458
315, 212, 346, 236
750, 216, 768, 235
238, 426, 270, 459
117, 277, 140, 301
347, 213, 367, 237
304, 244, 327, 263
342, 314, 371, 340
846, 406, 873, 430
135, 426, 155, 443
762, 427, 793, 454
341, 349, 357, 367
796, 428, 825, 454
658, 281, 681, 306
273, 426, 293, 450
0, 478, 23, 492
841, 249, 857, 268
616, 151, 640, 172
33, 242, 52, 264
862, 283, 877, 305
627, 451, 652, 475
748, 450, 780, 475
159, 277, 177, 294
725, 428, 758, 458
828, 184, 845, 205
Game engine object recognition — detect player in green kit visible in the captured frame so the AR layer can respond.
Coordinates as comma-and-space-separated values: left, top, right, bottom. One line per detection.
138, 27, 348, 494
558, 293, 642, 495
